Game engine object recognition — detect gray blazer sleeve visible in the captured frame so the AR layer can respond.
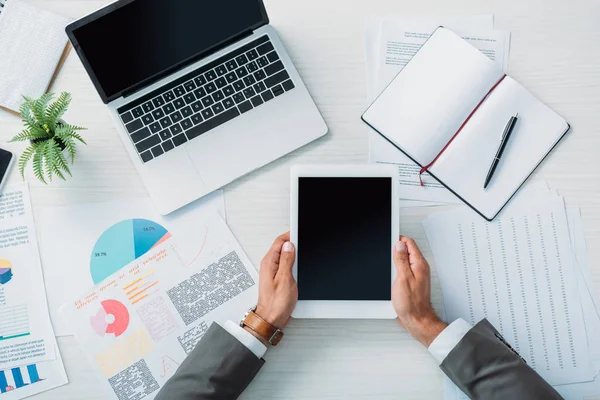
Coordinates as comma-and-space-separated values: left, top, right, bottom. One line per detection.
441, 319, 563, 399
155, 323, 264, 400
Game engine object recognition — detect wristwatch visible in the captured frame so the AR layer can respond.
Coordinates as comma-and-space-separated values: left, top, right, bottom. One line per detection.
240, 306, 284, 346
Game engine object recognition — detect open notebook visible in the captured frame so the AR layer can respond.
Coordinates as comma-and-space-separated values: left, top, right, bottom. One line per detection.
362, 27, 569, 220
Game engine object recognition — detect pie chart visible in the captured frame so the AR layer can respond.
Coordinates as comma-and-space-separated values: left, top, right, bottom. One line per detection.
90, 219, 171, 284
0, 259, 12, 285
90, 300, 130, 337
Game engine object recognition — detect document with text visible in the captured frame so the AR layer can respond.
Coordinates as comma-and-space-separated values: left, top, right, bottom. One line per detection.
38, 191, 225, 336
0, 185, 57, 368
62, 215, 259, 400
423, 197, 595, 386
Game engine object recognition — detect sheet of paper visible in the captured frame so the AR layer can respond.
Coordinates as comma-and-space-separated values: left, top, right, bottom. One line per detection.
366, 17, 510, 204
552, 209, 600, 399
442, 205, 600, 400
62, 215, 258, 400
423, 197, 595, 386
365, 15, 495, 99
37, 191, 226, 336
0, 346, 68, 399
0, 185, 58, 368
374, 26, 510, 96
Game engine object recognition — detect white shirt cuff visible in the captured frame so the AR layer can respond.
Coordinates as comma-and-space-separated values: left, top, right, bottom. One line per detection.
428, 318, 472, 364
223, 320, 268, 359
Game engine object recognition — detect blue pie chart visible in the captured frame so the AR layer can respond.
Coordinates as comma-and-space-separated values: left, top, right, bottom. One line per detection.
90, 219, 170, 284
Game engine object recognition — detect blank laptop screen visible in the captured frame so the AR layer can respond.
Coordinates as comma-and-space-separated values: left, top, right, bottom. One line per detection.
70, 0, 267, 101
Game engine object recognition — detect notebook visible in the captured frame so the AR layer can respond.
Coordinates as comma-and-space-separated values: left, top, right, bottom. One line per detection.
0, 0, 71, 115
362, 27, 570, 221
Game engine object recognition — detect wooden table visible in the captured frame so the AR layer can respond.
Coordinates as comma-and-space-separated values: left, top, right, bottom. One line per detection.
1, 0, 599, 398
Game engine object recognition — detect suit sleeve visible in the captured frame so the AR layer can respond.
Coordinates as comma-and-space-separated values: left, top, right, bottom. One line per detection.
154, 323, 264, 400
441, 319, 564, 399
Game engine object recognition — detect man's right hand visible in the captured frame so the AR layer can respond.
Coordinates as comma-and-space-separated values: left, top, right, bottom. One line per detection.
255, 232, 298, 331
392, 236, 448, 347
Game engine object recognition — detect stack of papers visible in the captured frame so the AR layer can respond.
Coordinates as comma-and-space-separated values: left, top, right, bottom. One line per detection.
0, 185, 67, 399
61, 215, 259, 400
365, 15, 511, 206
422, 182, 600, 399
37, 191, 226, 336
35, 190, 265, 399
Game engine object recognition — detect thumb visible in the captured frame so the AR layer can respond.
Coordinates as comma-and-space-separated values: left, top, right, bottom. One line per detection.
393, 241, 414, 280
276, 241, 296, 279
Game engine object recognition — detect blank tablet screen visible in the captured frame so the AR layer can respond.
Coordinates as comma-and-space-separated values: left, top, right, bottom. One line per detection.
297, 177, 392, 301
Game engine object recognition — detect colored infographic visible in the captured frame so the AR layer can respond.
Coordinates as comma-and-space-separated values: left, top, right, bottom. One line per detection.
90, 219, 170, 284
0, 259, 12, 285
91, 300, 130, 338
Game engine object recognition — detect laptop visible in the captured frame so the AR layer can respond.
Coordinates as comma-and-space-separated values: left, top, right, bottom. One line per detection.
66, 0, 328, 215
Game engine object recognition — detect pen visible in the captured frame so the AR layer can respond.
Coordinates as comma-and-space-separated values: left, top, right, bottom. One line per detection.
483, 113, 519, 190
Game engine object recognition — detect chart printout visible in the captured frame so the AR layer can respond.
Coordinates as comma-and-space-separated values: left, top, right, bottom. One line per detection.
63, 215, 259, 400
0, 185, 56, 368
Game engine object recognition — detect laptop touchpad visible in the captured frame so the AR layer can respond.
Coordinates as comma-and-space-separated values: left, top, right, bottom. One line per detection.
185, 123, 274, 189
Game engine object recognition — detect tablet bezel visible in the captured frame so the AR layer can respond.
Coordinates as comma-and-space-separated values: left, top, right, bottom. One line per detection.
290, 165, 400, 319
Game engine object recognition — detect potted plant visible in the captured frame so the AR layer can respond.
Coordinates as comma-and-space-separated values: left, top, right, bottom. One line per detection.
10, 92, 86, 184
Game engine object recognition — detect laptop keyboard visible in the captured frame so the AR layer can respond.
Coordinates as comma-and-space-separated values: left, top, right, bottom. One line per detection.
117, 35, 296, 163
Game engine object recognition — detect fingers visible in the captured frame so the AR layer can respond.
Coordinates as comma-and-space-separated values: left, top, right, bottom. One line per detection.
400, 236, 424, 263
393, 240, 414, 281
261, 232, 290, 278
276, 241, 296, 280
267, 232, 290, 265
400, 236, 430, 279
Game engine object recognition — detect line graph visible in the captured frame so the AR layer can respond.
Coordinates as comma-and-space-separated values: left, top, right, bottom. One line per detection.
159, 355, 180, 378
188, 228, 209, 266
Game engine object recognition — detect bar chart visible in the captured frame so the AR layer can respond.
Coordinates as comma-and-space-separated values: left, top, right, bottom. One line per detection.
0, 364, 42, 392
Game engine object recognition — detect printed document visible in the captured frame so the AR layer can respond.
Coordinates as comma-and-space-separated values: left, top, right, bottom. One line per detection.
62, 215, 258, 400
0, 185, 56, 368
0, 349, 67, 399
440, 205, 600, 399
38, 191, 226, 336
423, 196, 595, 387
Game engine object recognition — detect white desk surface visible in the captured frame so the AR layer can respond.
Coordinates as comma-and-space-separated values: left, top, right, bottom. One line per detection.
1, 0, 599, 398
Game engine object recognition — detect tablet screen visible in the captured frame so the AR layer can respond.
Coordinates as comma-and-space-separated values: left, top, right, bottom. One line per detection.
297, 177, 392, 301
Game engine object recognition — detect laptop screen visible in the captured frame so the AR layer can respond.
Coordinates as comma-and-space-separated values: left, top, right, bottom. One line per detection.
68, 0, 268, 103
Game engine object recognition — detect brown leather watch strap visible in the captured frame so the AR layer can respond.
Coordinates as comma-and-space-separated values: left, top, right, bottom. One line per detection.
242, 310, 284, 346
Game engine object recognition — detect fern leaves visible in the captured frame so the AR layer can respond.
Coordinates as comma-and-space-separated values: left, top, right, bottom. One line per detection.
32, 146, 46, 184
43, 140, 71, 181
17, 147, 35, 180
46, 92, 71, 127
9, 129, 47, 143
31, 93, 53, 127
11, 92, 86, 184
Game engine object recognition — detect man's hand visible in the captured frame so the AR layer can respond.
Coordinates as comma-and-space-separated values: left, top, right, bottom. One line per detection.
254, 232, 298, 332
392, 236, 447, 347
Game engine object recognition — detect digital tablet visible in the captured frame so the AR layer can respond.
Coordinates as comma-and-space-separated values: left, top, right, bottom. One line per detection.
290, 165, 399, 319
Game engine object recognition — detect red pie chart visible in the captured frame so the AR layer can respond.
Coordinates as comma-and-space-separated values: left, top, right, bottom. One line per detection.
90, 300, 130, 337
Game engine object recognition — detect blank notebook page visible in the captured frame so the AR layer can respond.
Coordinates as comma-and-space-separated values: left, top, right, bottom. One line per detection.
431, 77, 569, 218
0, 0, 70, 111
362, 27, 505, 164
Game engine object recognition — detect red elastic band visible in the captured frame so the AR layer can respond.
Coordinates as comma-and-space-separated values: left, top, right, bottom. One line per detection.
418, 74, 507, 186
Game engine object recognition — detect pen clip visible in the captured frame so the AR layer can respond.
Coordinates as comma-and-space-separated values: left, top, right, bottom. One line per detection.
501, 113, 519, 141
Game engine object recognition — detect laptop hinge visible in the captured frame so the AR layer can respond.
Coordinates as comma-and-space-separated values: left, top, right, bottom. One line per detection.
122, 30, 254, 99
